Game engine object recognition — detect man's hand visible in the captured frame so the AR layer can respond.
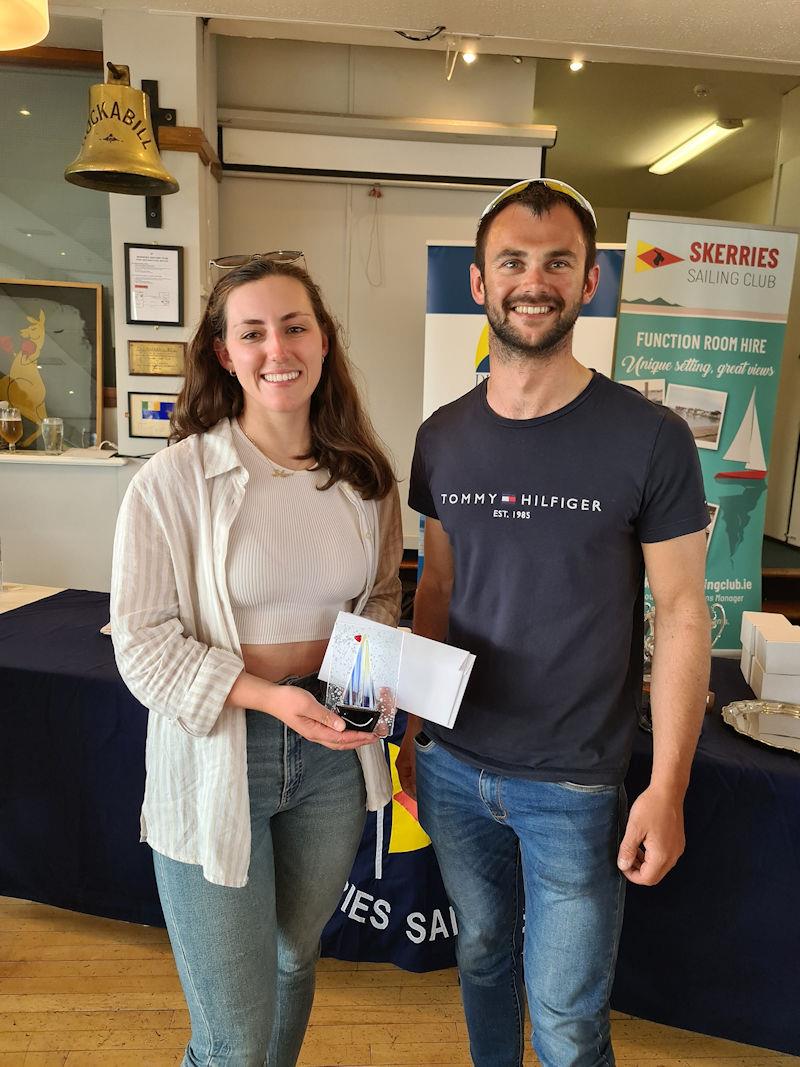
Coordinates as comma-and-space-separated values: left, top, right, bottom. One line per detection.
617, 785, 685, 886
396, 716, 421, 798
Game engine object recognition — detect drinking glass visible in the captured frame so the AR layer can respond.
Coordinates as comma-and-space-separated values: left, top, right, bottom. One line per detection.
0, 408, 22, 453
41, 417, 64, 455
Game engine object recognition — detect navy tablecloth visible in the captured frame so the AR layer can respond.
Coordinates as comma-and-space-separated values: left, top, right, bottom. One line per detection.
1, 589, 798, 1053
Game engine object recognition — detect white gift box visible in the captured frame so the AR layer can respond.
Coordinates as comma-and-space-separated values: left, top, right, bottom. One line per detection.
754, 620, 800, 676
741, 646, 753, 686
750, 657, 800, 704
757, 711, 800, 741
740, 611, 781, 655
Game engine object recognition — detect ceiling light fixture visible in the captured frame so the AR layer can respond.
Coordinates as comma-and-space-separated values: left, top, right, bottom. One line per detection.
0, 0, 50, 51
445, 34, 479, 80
649, 119, 744, 175
19, 108, 31, 116
461, 38, 479, 64
569, 60, 584, 72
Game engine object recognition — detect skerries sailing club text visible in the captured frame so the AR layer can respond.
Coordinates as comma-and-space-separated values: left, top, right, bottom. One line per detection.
687, 240, 780, 288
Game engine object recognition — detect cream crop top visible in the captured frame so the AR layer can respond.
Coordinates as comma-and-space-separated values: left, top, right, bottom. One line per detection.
227, 420, 368, 644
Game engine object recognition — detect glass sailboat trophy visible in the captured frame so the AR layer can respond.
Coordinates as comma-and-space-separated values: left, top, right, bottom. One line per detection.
323, 613, 403, 734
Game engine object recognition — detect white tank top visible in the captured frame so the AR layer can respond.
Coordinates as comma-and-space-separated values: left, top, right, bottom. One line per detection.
227, 419, 368, 644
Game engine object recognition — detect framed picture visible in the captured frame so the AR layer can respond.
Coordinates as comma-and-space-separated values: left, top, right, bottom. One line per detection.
128, 392, 177, 439
0, 278, 102, 450
128, 340, 186, 376
124, 243, 184, 326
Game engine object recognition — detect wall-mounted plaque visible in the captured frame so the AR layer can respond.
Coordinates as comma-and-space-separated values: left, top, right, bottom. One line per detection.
128, 340, 186, 377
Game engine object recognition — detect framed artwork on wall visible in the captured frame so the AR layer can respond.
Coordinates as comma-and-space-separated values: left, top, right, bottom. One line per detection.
0, 278, 102, 450
124, 243, 184, 327
128, 391, 177, 439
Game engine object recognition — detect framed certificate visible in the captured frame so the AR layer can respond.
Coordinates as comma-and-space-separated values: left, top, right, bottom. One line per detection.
124, 243, 184, 326
128, 340, 186, 376
128, 391, 177, 439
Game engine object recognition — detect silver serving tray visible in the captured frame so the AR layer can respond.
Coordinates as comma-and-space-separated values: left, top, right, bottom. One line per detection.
721, 699, 800, 754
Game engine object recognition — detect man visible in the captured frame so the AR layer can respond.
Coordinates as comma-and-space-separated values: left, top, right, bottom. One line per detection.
397, 179, 711, 1067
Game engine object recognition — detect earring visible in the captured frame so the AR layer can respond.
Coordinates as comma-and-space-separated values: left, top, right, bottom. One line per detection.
229, 369, 237, 378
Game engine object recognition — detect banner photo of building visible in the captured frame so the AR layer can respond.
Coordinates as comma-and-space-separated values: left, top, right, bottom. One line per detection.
612, 214, 799, 650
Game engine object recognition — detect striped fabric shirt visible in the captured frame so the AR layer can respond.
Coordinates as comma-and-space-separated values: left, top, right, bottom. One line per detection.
111, 418, 402, 887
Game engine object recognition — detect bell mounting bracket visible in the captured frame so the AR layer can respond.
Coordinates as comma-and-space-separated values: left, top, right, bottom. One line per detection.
141, 80, 176, 229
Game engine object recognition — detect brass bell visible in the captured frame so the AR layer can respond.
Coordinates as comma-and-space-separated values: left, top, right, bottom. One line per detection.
65, 62, 179, 196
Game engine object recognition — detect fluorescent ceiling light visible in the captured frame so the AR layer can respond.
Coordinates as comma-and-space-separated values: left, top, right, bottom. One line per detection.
0, 0, 49, 51
649, 119, 744, 175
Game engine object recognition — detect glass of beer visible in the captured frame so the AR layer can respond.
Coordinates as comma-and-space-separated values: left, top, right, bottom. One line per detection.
0, 407, 22, 453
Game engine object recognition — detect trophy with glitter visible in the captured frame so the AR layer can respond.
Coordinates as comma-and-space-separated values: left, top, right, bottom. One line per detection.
323, 613, 403, 735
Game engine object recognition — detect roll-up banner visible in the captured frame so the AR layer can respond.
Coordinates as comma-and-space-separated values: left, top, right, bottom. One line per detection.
612, 214, 798, 651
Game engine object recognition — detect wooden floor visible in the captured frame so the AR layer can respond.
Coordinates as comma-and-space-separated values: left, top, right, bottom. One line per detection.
1, 897, 797, 1067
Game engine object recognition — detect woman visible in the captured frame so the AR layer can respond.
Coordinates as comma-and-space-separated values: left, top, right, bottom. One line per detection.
111, 257, 402, 1066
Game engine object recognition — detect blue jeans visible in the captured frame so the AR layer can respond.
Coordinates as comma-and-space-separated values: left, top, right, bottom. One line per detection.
415, 736, 626, 1067
153, 678, 367, 1067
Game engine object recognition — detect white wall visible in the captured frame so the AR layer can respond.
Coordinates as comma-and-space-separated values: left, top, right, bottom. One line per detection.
217, 38, 538, 543
766, 85, 800, 543
0, 458, 141, 591
701, 177, 774, 226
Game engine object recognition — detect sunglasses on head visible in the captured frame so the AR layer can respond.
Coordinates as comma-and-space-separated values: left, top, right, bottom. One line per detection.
480, 178, 596, 228
208, 250, 306, 271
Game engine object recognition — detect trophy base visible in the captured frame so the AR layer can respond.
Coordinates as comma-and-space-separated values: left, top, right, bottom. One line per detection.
335, 704, 381, 732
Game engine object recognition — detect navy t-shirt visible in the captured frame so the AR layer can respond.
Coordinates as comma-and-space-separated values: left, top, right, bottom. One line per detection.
409, 373, 708, 784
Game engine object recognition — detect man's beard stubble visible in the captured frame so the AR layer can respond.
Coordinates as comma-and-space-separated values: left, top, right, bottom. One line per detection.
485, 292, 583, 361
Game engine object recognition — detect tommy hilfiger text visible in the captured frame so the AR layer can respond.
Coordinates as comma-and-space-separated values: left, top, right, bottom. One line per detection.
440, 493, 602, 512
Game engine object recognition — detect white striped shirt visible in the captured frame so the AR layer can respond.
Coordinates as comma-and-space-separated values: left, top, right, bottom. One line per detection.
110, 418, 402, 887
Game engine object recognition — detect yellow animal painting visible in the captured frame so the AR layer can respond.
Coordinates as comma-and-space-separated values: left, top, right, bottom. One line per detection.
0, 309, 49, 447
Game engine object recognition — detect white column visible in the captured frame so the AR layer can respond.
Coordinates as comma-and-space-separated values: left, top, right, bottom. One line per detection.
102, 10, 218, 456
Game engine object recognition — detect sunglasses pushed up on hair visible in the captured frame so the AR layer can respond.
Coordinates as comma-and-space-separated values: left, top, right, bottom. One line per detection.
480, 179, 596, 228
208, 250, 306, 271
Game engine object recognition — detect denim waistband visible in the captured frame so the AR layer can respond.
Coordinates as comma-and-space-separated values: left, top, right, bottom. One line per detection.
277, 673, 323, 700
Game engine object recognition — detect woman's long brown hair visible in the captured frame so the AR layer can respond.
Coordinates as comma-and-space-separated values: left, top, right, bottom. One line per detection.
171, 259, 395, 499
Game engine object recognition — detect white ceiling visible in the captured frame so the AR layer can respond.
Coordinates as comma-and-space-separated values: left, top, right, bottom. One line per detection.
51, 0, 800, 73
39, 4, 800, 219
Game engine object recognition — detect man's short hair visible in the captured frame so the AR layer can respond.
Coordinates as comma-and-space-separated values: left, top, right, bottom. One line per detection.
474, 183, 597, 280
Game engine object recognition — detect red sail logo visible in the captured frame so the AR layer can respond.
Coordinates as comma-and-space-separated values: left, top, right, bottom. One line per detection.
636, 242, 684, 272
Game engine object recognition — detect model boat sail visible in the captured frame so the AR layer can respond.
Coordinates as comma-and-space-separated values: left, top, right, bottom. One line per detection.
715, 390, 767, 481
337, 634, 379, 729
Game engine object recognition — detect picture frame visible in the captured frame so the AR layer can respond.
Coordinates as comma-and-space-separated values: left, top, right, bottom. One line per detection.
0, 278, 102, 450
128, 391, 178, 439
124, 243, 184, 327
128, 339, 186, 377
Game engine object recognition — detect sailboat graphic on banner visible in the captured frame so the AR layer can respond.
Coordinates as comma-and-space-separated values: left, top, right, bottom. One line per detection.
715, 389, 767, 481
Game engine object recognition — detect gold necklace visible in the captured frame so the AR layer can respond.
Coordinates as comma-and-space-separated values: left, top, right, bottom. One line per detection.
236, 418, 311, 477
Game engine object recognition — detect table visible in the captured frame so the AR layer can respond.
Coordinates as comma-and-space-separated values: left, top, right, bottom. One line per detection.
612, 660, 800, 1055
1, 590, 798, 1054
